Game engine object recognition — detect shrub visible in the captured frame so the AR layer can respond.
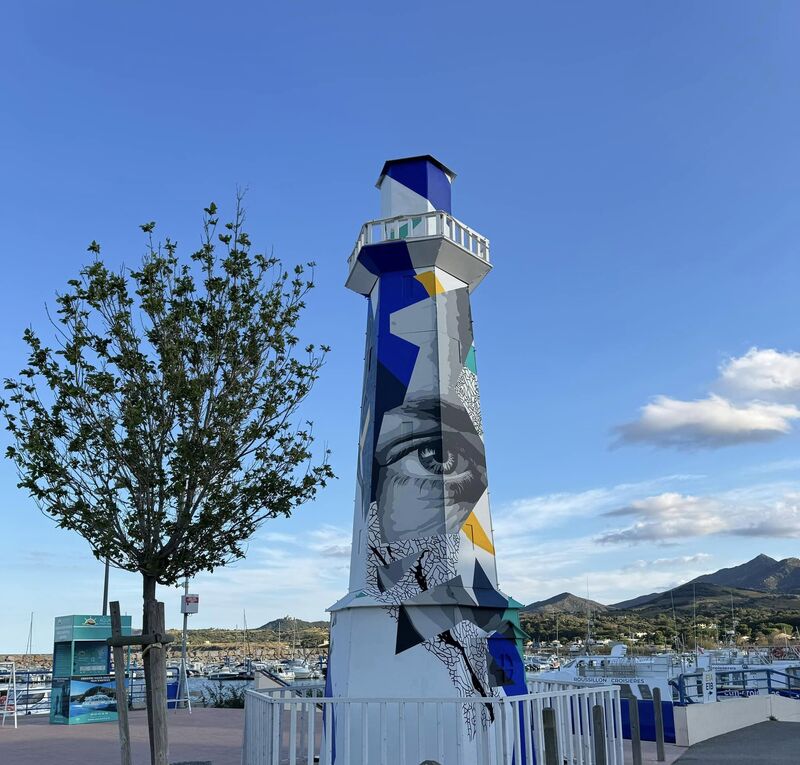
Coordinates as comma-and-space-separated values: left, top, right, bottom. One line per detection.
200, 681, 246, 709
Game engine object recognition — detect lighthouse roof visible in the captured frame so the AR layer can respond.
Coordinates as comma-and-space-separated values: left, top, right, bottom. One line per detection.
375, 155, 456, 188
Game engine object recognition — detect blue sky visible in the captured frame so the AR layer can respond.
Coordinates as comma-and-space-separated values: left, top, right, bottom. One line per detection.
2, 1, 800, 652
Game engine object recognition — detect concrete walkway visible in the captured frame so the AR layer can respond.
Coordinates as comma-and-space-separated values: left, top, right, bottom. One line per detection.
624, 739, 684, 764
0, 708, 243, 765
676, 720, 800, 763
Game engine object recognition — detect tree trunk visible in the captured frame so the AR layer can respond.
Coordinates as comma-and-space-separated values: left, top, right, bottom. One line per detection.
142, 574, 169, 765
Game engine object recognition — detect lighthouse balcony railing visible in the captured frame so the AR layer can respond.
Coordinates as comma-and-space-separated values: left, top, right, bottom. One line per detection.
242, 684, 624, 765
349, 210, 490, 268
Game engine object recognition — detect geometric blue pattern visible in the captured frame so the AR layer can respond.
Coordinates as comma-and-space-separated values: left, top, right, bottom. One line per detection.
385, 157, 452, 213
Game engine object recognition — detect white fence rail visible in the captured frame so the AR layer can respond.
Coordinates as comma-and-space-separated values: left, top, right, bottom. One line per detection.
242, 685, 623, 765
349, 210, 491, 267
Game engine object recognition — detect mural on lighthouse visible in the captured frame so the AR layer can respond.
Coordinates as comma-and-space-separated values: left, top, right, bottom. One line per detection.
329, 155, 526, 740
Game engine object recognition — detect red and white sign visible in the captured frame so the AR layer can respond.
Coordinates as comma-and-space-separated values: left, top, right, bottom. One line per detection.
181, 594, 199, 614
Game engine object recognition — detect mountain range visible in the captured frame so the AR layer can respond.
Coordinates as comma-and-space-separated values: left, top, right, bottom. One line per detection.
523, 554, 800, 615
255, 617, 329, 631
690, 553, 800, 592
520, 592, 610, 615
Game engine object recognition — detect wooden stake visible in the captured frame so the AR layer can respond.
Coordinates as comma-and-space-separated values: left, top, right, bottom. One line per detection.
629, 698, 642, 765
653, 687, 666, 762
592, 704, 607, 765
542, 706, 559, 765
110, 601, 132, 765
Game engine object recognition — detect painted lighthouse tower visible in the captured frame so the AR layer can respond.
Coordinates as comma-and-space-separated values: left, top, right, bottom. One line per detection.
328, 156, 526, 757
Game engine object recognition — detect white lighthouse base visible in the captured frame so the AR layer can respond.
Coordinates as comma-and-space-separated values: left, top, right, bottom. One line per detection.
326, 602, 517, 765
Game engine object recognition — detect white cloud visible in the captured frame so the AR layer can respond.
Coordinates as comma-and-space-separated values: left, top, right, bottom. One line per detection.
616, 348, 800, 450
599, 493, 727, 543
308, 525, 352, 558
622, 553, 712, 571
496, 547, 713, 607
181, 529, 352, 628
749, 458, 800, 475
615, 394, 800, 448
490, 477, 724, 604
492, 475, 702, 538
598, 485, 800, 544
719, 348, 800, 396
726, 494, 800, 538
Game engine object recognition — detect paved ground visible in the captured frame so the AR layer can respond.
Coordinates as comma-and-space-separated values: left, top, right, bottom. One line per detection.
675, 720, 800, 763
16, 711, 797, 765
0, 708, 243, 765
624, 739, 684, 764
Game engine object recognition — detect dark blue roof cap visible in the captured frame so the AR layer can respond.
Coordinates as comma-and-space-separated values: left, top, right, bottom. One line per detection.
375, 155, 456, 188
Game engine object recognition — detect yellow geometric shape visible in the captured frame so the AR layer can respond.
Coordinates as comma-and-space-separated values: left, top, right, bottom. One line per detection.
415, 270, 446, 298
462, 510, 495, 555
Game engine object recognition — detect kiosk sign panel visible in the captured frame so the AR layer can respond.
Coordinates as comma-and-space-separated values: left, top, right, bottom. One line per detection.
73, 643, 108, 674
54, 615, 115, 641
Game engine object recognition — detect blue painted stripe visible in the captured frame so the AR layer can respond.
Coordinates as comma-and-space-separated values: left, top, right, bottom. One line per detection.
385, 158, 452, 213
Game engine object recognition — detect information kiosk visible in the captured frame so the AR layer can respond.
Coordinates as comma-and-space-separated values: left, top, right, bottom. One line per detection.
50, 614, 131, 725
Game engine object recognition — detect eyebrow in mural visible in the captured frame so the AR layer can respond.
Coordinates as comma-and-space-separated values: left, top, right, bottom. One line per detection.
374, 396, 488, 544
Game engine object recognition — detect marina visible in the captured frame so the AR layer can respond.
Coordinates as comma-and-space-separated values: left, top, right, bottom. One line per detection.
0, 662, 324, 717
528, 642, 800, 701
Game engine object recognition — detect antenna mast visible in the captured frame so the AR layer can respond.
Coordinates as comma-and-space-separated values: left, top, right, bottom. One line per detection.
25, 612, 33, 659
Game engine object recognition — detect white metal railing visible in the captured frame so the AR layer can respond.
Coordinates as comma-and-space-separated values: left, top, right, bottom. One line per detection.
242, 685, 623, 765
0, 662, 18, 728
528, 678, 596, 693
259, 683, 326, 699
349, 210, 490, 268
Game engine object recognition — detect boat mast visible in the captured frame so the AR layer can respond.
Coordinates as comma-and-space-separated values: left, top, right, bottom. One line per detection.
24, 613, 33, 662
585, 576, 593, 656
729, 591, 738, 648
556, 614, 560, 661
242, 610, 250, 659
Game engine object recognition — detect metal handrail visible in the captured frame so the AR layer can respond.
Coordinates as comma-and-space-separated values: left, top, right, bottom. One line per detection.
348, 210, 491, 268
675, 666, 800, 705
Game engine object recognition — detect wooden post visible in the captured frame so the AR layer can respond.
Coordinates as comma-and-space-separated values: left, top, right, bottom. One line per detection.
110, 602, 132, 765
542, 706, 559, 765
107, 611, 174, 765
144, 600, 169, 765
629, 698, 642, 765
592, 704, 607, 765
653, 688, 666, 762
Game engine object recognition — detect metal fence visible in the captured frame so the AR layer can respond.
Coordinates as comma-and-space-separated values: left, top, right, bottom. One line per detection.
675, 666, 800, 704
242, 684, 624, 765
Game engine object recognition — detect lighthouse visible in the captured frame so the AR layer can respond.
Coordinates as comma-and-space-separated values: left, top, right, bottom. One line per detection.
328, 156, 526, 760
